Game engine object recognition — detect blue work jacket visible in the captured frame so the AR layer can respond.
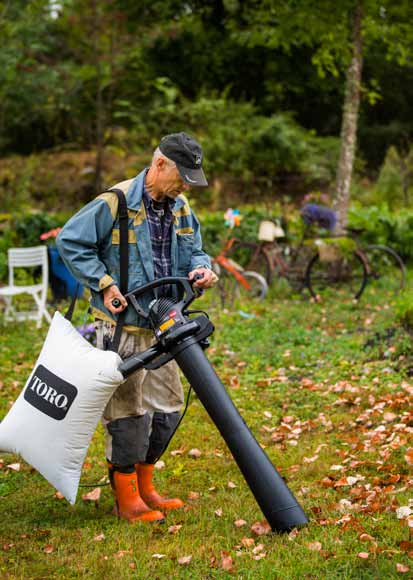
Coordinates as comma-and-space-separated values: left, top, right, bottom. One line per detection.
56, 169, 211, 329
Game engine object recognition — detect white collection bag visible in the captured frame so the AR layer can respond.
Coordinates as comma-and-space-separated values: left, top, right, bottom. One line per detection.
0, 311, 124, 504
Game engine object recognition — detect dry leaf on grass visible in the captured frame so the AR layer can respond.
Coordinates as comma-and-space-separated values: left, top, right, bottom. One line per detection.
168, 525, 182, 534
54, 491, 64, 500
43, 545, 54, 554
187, 491, 200, 500
404, 449, 413, 465
188, 448, 202, 458
215, 508, 223, 517
81, 488, 101, 502
250, 520, 271, 536
396, 563, 410, 573
234, 519, 247, 528
220, 551, 235, 572
178, 555, 192, 565
152, 553, 166, 559
154, 460, 165, 469
227, 481, 237, 489
115, 550, 132, 558
307, 541, 322, 551
7, 463, 20, 472
357, 552, 369, 559
241, 537, 255, 547
93, 533, 105, 542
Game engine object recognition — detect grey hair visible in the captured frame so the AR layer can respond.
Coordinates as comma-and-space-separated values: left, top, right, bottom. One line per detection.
152, 147, 176, 167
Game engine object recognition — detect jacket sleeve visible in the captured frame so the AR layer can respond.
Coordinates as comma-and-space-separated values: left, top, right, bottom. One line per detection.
189, 211, 211, 271
56, 198, 115, 292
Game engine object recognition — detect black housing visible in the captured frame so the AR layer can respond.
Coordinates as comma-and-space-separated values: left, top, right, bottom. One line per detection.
119, 277, 308, 532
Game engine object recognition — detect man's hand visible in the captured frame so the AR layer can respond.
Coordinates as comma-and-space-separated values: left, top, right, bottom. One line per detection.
188, 267, 217, 289
103, 284, 128, 314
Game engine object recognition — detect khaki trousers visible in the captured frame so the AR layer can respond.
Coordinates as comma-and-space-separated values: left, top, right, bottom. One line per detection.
96, 321, 184, 465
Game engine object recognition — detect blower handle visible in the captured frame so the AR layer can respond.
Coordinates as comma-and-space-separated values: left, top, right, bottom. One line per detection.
111, 275, 202, 316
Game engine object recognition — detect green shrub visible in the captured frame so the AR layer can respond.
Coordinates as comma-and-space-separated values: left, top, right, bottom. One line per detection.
348, 203, 413, 261
394, 290, 413, 334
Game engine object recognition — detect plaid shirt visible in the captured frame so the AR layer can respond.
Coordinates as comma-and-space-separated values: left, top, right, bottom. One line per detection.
142, 185, 174, 279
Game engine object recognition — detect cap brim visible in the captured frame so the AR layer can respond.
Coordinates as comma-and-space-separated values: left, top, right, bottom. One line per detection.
177, 164, 208, 187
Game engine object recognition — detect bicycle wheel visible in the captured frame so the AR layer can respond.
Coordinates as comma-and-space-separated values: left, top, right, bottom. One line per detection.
226, 241, 272, 284
233, 271, 268, 302
305, 250, 368, 300
364, 245, 405, 294
216, 269, 268, 307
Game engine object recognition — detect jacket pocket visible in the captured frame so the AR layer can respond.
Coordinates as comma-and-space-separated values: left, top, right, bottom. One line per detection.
176, 233, 194, 273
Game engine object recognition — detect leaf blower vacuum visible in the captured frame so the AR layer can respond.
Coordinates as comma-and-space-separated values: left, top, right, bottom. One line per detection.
117, 276, 308, 533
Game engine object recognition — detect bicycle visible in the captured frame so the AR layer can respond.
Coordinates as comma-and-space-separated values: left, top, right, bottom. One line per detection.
225, 218, 405, 301
211, 238, 268, 306
305, 227, 406, 300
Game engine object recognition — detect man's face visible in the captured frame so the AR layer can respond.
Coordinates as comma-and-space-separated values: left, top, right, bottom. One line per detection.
157, 161, 189, 199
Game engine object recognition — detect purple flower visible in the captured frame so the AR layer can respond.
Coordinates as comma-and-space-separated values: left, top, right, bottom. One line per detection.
77, 323, 97, 345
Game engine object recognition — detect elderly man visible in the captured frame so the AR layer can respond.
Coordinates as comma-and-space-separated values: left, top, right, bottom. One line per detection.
57, 132, 215, 523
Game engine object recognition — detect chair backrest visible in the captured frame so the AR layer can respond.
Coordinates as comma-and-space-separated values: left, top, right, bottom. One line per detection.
8, 246, 49, 288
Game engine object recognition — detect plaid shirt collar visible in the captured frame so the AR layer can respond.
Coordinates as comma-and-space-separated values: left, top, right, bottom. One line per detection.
142, 183, 174, 279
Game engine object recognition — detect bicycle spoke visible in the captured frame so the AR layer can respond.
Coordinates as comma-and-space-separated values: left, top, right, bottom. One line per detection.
364, 245, 405, 296
306, 252, 367, 300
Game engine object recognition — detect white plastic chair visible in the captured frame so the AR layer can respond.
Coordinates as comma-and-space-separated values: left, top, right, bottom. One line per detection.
0, 246, 52, 328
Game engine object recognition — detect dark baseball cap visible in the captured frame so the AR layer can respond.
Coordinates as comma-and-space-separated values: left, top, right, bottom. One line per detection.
159, 132, 208, 187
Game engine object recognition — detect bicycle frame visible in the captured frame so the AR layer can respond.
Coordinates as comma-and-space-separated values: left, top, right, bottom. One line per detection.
214, 238, 253, 290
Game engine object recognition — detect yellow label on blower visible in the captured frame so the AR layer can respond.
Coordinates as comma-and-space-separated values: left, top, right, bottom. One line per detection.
159, 318, 175, 332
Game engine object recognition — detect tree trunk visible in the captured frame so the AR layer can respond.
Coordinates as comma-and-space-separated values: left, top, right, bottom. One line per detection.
92, 0, 104, 194
333, 3, 363, 234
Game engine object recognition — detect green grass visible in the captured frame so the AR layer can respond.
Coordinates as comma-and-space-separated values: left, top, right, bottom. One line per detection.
0, 282, 413, 579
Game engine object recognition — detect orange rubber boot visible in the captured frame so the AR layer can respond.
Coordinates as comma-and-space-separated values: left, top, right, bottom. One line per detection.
136, 463, 184, 511
110, 467, 165, 523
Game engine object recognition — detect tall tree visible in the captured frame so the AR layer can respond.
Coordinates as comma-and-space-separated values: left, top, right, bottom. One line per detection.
227, 0, 413, 230
333, 2, 362, 233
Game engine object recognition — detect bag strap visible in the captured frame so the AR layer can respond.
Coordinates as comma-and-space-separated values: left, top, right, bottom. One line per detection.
64, 287, 79, 321
106, 188, 129, 352
64, 188, 129, 353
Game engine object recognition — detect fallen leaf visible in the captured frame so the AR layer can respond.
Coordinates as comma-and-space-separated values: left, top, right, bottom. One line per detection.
399, 541, 413, 552
44, 545, 54, 554
152, 553, 166, 559
129, 563, 136, 569
168, 525, 182, 534
170, 448, 185, 456
188, 491, 200, 500
154, 460, 165, 469
288, 528, 300, 540
115, 550, 132, 558
241, 537, 255, 547
357, 552, 369, 559
252, 543, 265, 554
188, 448, 202, 458
252, 552, 266, 561
215, 508, 223, 517
250, 520, 271, 536
404, 449, 413, 465
178, 555, 192, 565
229, 376, 240, 389
359, 533, 375, 542
7, 463, 20, 472
396, 506, 412, 519
93, 533, 105, 542
220, 551, 234, 572
227, 481, 237, 489
54, 491, 64, 500
234, 519, 247, 528
396, 563, 410, 573
307, 541, 322, 551
81, 488, 101, 502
